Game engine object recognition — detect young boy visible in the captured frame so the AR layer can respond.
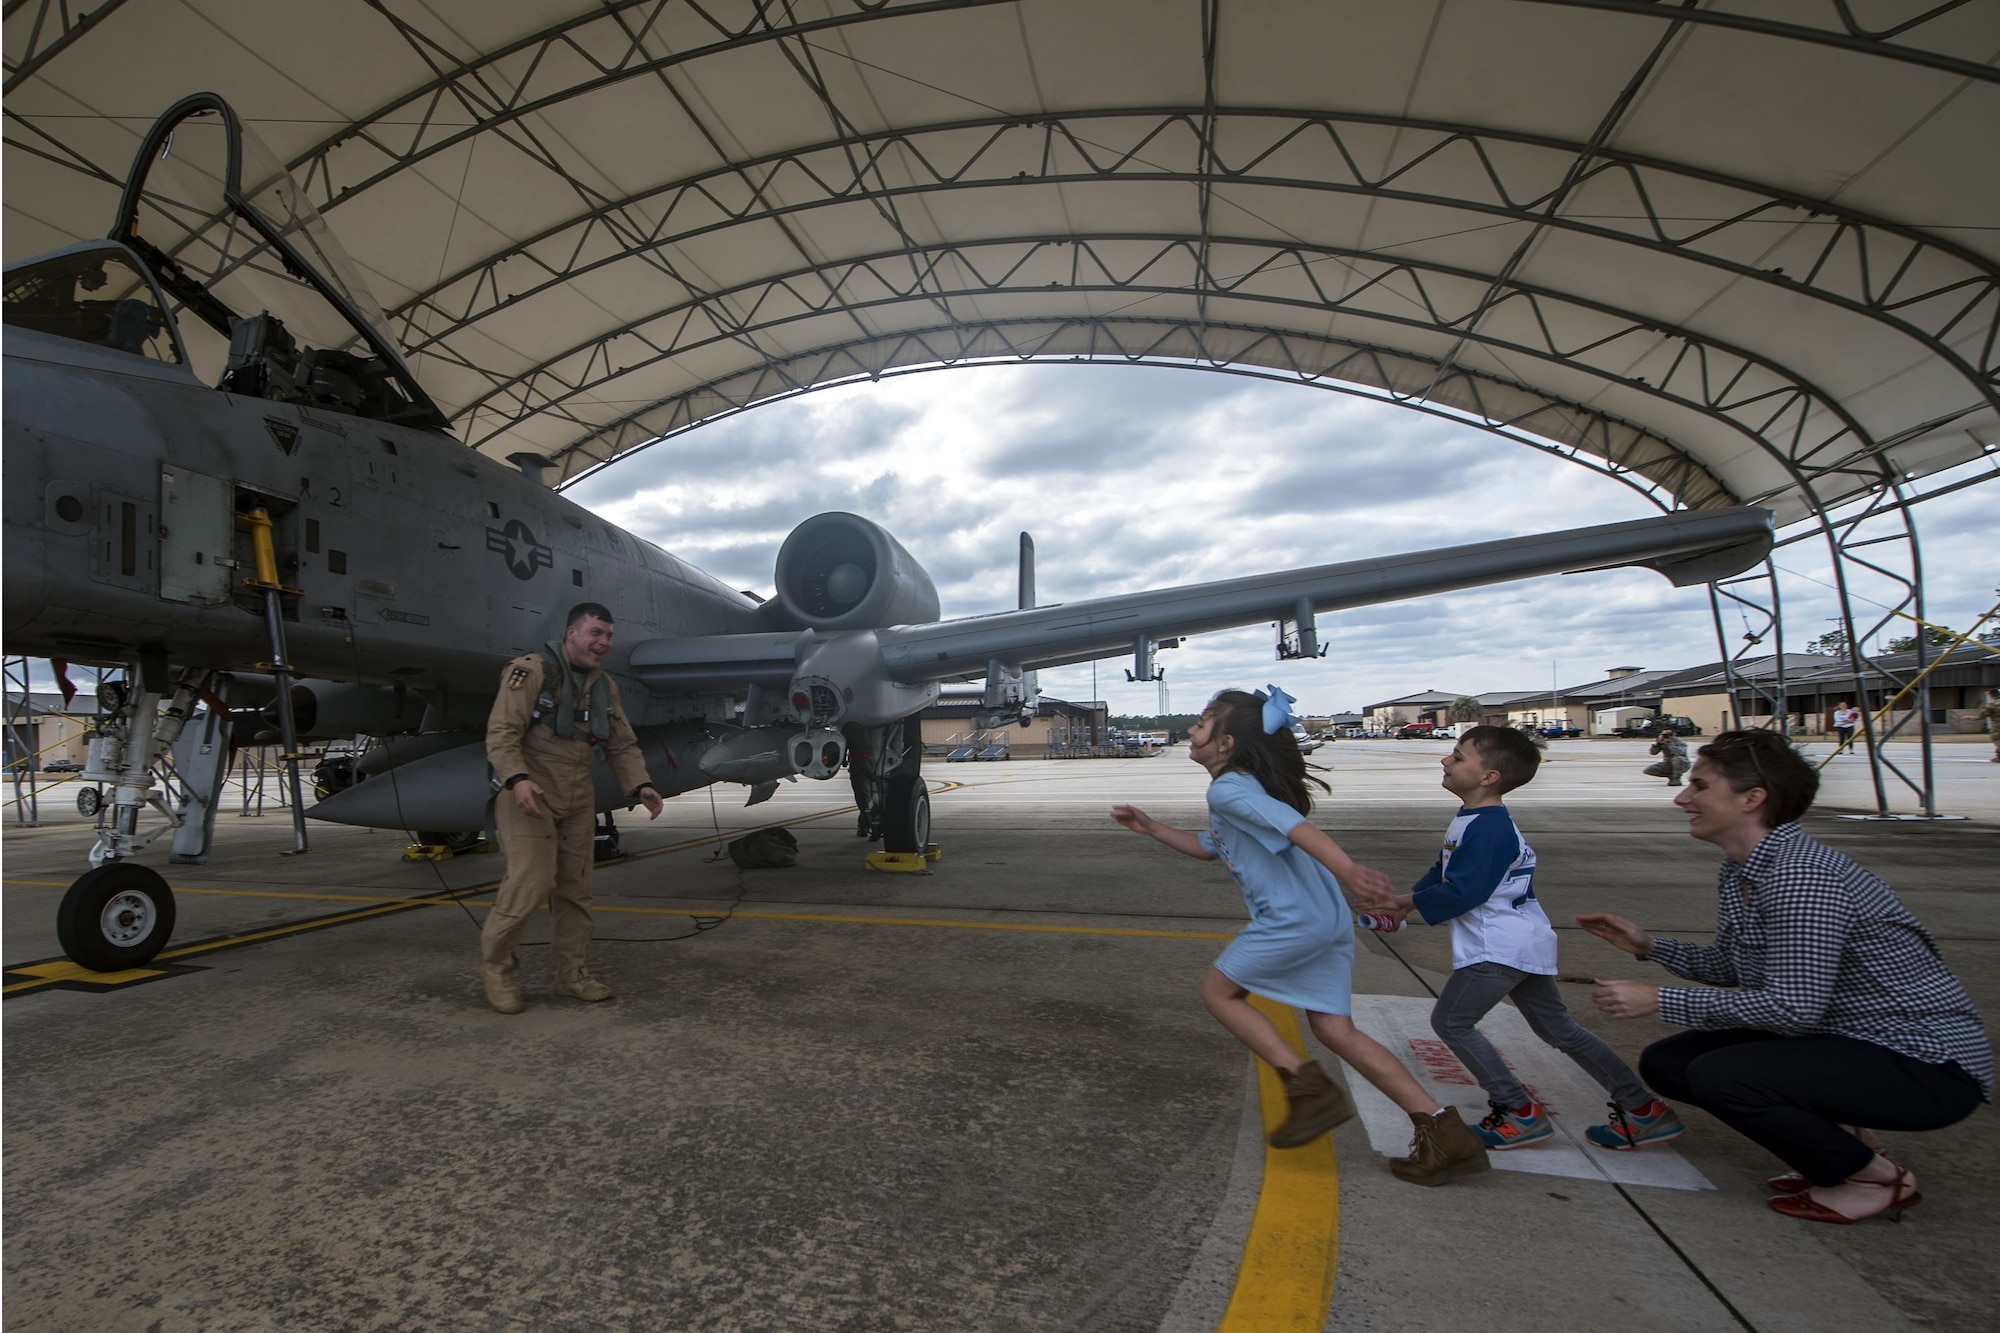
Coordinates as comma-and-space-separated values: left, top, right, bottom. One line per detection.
1361, 726, 1685, 1152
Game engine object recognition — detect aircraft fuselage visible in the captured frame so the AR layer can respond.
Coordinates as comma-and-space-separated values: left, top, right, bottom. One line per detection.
3, 328, 764, 721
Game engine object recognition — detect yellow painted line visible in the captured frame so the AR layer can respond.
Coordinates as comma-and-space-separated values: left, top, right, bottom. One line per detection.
9, 882, 1236, 942
1219, 995, 1340, 1331
6, 960, 164, 985
725, 910, 1232, 939
2, 779, 1169, 990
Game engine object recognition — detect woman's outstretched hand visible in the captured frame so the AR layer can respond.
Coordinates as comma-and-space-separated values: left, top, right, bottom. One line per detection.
1592, 979, 1661, 1020
1575, 912, 1655, 958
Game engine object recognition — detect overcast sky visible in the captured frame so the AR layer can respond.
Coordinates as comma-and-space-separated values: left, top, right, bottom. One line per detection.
565, 363, 1998, 718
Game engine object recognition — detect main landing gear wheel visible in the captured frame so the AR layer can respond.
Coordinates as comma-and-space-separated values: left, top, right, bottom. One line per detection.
56, 863, 177, 971
417, 830, 482, 855
881, 773, 931, 854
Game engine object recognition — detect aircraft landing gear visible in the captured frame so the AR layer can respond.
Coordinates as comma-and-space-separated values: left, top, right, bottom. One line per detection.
56, 862, 177, 971
594, 809, 623, 862
56, 664, 221, 969
881, 772, 930, 854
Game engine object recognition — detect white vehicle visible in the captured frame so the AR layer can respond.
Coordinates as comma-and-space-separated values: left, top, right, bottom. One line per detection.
1290, 724, 1323, 754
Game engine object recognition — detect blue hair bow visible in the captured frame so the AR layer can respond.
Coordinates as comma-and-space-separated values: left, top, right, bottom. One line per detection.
1261, 684, 1298, 735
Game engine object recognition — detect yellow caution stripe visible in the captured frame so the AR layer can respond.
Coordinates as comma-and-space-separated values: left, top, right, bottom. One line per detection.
1219, 994, 1340, 1330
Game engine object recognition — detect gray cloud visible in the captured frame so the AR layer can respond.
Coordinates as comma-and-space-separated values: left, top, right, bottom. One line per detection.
556, 363, 1994, 714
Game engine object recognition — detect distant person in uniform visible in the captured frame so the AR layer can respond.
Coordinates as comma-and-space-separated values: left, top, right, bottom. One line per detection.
1980, 688, 2000, 764
1832, 700, 1860, 752
1644, 727, 1690, 786
481, 602, 663, 1014
1582, 730, 1990, 1225
1110, 686, 1491, 1186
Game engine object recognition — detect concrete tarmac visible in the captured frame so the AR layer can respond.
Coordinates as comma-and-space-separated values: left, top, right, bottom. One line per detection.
4, 739, 1995, 1331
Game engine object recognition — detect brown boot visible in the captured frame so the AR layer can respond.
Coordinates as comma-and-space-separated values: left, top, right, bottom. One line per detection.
1390, 1108, 1492, 1185
481, 962, 525, 1015
553, 968, 613, 1002
1270, 1060, 1357, 1148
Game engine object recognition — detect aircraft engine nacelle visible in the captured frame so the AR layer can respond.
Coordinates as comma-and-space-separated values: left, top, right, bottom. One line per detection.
270, 682, 428, 741
770, 513, 941, 632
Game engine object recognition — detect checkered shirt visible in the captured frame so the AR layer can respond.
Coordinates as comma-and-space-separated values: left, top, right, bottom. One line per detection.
1650, 822, 1993, 1099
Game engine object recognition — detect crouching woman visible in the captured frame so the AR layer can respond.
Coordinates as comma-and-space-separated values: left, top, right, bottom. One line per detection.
1579, 729, 1990, 1224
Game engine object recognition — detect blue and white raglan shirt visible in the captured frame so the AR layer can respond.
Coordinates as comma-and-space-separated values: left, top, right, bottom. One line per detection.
1409, 805, 1557, 974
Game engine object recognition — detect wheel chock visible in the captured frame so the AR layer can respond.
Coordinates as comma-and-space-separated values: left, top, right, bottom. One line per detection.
865, 843, 942, 873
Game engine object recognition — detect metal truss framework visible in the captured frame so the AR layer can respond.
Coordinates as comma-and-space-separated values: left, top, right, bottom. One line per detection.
7, 0, 1992, 814
358, 110, 2000, 453
436, 233, 1870, 506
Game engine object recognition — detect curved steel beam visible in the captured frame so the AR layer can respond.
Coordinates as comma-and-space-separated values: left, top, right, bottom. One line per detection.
378, 110, 2000, 411
1516, 0, 1999, 86
279, 0, 1015, 212
433, 233, 1879, 493
1, 0, 134, 95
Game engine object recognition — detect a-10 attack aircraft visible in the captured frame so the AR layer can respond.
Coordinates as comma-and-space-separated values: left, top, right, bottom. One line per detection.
3, 94, 1775, 974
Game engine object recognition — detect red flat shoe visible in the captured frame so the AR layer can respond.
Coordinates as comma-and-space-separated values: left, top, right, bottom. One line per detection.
1766, 1172, 1810, 1195
1769, 1167, 1920, 1224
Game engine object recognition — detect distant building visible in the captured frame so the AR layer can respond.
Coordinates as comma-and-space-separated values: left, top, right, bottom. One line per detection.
916, 692, 1109, 758
1361, 690, 1463, 730
3, 690, 96, 772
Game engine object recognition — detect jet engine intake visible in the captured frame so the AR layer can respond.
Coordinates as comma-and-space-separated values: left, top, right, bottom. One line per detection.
769, 513, 940, 632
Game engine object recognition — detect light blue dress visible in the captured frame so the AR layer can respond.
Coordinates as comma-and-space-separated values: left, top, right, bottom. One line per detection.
1198, 770, 1356, 1015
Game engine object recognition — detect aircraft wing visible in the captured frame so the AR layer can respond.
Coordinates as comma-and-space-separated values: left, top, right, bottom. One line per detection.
627, 506, 1773, 699
875, 505, 1774, 683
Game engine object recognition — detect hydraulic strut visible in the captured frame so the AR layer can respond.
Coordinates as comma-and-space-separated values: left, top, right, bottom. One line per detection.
237, 506, 311, 854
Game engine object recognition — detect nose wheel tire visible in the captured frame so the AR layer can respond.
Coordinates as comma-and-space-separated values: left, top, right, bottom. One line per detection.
881, 773, 931, 854
56, 863, 177, 972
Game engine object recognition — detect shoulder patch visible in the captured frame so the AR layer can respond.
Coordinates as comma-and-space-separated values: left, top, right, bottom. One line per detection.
506, 662, 532, 690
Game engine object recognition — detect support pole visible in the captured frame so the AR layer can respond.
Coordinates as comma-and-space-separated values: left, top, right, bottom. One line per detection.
238, 507, 310, 854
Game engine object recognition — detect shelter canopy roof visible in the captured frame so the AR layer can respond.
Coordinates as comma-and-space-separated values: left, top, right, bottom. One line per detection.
7, 1, 1996, 523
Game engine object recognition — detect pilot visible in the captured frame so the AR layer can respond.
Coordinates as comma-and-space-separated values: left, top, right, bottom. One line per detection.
481, 601, 664, 1013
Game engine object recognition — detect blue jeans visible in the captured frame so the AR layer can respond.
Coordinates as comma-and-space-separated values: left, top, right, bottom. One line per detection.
1432, 962, 1652, 1111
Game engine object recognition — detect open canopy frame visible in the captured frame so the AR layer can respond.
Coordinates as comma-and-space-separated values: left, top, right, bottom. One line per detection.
7, 0, 1996, 813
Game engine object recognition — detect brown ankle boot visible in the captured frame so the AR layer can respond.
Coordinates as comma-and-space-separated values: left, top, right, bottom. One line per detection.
1269, 1059, 1357, 1148
553, 968, 613, 1002
481, 962, 525, 1015
1390, 1108, 1492, 1185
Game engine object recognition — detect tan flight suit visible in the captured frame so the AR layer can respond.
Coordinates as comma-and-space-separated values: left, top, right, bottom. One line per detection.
1982, 694, 2000, 763
481, 651, 653, 980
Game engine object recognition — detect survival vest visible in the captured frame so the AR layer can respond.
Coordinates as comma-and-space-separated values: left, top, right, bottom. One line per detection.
532, 642, 615, 745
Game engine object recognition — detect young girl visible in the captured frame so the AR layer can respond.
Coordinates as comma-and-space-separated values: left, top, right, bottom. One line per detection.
1111, 687, 1490, 1184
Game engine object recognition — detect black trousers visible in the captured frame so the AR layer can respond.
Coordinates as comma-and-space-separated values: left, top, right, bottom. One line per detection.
1640, 1029, 1982, 1185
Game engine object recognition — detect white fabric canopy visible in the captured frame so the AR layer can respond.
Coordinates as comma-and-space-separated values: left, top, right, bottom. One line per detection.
8, 1, 1996, 523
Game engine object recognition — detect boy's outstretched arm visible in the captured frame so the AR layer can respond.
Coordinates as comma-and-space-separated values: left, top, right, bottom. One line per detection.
1287, 823, 1395, 902
1110, 804, 1215, 860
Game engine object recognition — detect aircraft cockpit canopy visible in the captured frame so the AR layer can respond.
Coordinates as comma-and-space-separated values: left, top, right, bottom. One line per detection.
4, 244, 183, 366
105, 92, 448, 432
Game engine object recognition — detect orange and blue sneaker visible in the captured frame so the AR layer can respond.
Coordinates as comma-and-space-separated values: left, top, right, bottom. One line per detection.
1473, 1100, 1554, 1150
1586, 1099, 1687, 1150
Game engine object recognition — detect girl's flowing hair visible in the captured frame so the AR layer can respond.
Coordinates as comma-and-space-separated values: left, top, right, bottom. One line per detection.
1207, 689, 1328, 815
